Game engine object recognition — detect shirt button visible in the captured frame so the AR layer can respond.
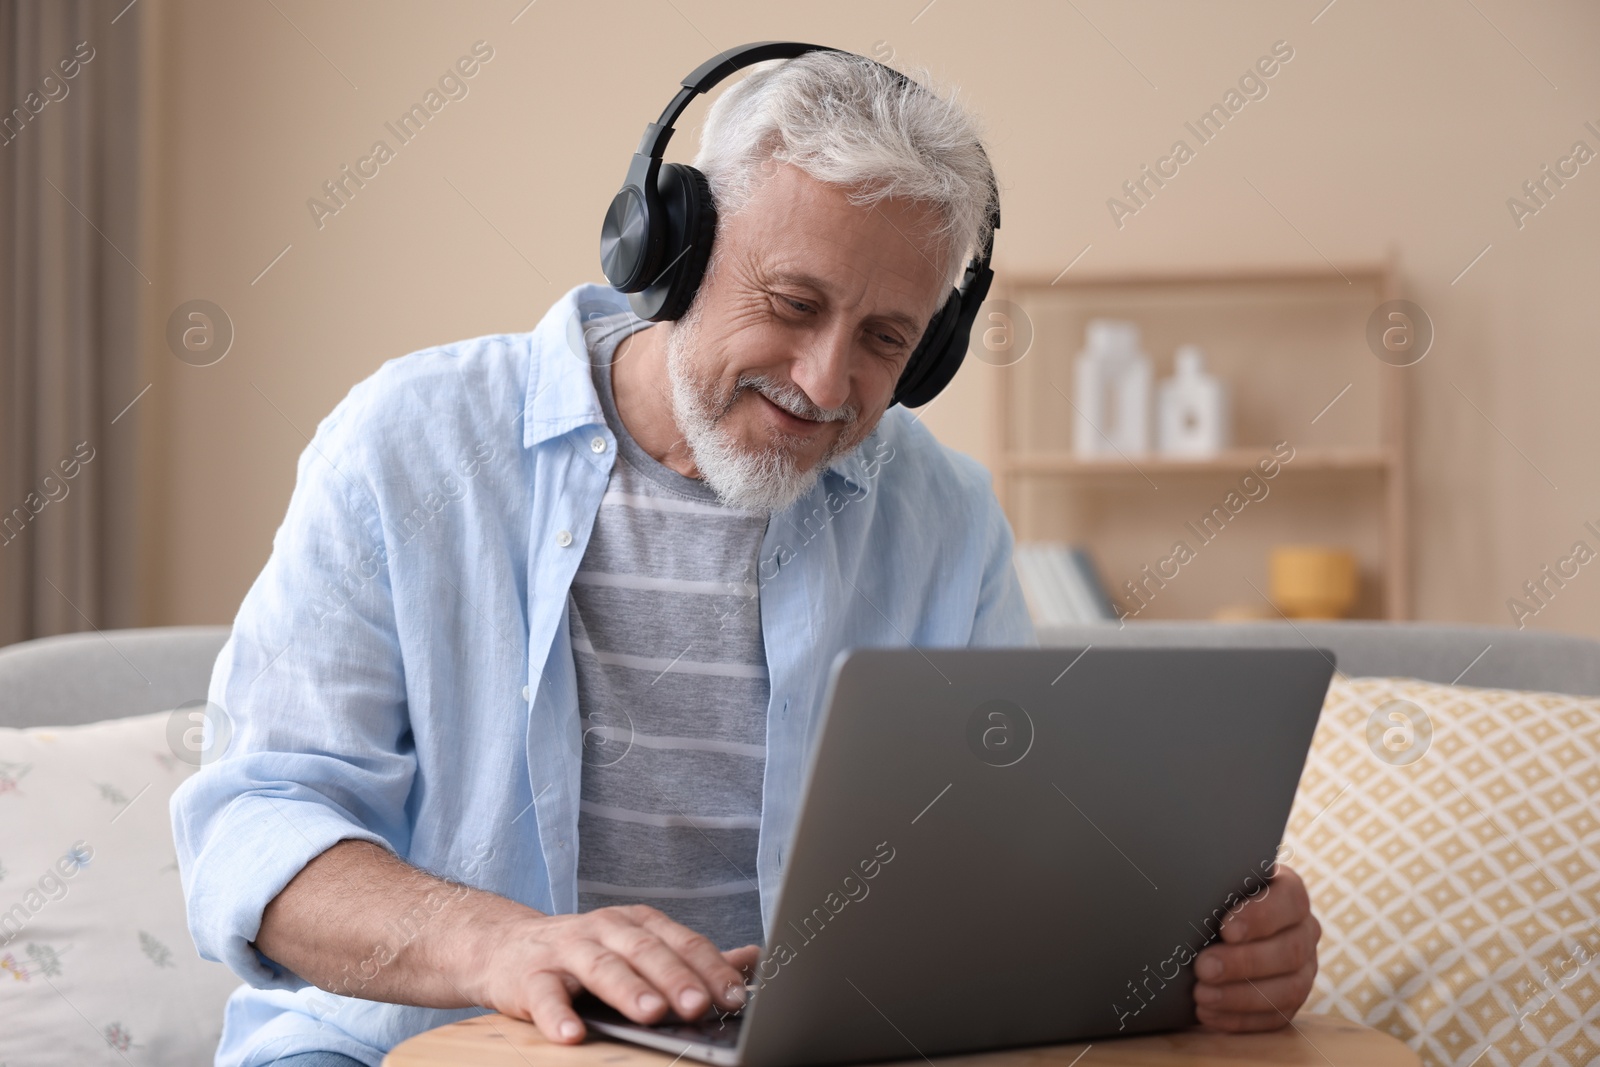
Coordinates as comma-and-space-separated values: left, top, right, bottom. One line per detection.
521, 685, 530, 702
590, 436, 607, 453
556, 529, 573, 547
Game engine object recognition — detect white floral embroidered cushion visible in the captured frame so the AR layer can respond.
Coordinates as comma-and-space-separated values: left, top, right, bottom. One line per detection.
0, 709, 240, 1065
1284, 676, 1600, 1067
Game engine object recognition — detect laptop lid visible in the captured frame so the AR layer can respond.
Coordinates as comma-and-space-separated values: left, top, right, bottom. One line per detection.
729, 645, 1333, 1067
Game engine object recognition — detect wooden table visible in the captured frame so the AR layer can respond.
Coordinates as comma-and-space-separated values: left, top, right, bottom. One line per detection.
384, 1011, 1420, 1066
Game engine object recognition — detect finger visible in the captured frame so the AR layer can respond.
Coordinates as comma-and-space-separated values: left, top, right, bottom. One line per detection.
597, 912, 716, 1020
636, 910, 751, 1012
1194, 1004, 1296, 1032
1220, 866, 1310, 944
569, 940, 670, 1023
1193, 965, 1314, 1015
522, 970, 588, 1045
1197, 916, 1318, 984
723, 944, 761, 977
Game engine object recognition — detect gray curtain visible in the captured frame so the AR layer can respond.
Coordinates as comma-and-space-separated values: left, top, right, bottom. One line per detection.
0, 0, 143, 646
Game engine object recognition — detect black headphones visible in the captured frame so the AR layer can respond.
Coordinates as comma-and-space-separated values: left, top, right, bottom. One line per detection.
598, 41, 999, 409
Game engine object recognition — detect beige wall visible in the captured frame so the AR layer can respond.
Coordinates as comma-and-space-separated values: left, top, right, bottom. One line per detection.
136, 0, 1600, 638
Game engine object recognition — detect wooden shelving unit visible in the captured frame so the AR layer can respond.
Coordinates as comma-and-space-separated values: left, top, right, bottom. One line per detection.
991, 260, 1410, 621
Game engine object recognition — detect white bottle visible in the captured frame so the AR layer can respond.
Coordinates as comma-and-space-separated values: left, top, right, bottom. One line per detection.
1073, 319, 1151, 457
1156, 344, 1229, 458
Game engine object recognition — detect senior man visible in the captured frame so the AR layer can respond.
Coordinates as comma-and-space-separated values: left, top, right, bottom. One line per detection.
171, 46, 1321, 1067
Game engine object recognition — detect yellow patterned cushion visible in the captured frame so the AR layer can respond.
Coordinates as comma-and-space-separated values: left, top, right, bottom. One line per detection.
1284, 675, 1600, 1067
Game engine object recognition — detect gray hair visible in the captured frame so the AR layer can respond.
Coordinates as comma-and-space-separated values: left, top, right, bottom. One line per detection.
690, 50, 996, 286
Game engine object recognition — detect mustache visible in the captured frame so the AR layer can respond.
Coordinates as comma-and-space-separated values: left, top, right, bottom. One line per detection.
731, 373, 858, 425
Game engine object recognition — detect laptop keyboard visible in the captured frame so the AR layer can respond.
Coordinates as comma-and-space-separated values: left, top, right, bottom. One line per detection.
575, 993, 747, 1049
627, 1010, 744, 1048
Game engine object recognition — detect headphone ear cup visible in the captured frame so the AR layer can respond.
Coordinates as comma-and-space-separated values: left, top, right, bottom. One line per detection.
627, 164, 718, 322
893, 288, 962, 408
599, 181, 657, 292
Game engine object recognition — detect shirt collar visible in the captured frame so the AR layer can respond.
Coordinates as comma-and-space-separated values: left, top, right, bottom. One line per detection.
525, 283, 879, 487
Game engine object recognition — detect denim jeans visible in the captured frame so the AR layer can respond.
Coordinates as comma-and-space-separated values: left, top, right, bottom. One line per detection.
271, 1053, 371, 1067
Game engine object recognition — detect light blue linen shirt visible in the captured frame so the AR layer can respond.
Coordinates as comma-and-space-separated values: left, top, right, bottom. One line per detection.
170, 282, 1036, 1067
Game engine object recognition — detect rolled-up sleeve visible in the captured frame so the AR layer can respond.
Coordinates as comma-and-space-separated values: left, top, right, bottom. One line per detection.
169, 398, 414, 990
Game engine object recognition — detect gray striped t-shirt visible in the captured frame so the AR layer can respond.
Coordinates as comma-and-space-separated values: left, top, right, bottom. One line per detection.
570, 310, 771, 950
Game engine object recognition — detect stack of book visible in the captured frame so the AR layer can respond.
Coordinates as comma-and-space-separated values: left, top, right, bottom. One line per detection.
1012, 542, 1120, 626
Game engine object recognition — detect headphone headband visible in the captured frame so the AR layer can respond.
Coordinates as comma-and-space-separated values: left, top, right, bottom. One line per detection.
599, 41, 1000, 408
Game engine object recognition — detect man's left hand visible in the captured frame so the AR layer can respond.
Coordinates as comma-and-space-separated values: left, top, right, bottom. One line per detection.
1192, 863, 1321, 1031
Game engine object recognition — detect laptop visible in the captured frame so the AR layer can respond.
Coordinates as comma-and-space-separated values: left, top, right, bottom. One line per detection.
578, 645, 1334, 1066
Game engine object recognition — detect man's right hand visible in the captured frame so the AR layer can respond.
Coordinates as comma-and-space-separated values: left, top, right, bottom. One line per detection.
469, 904, 760, 1044
254, 841, 759, 1046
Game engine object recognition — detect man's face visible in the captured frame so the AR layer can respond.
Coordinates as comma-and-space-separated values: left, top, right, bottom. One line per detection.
664, 161, 952, 513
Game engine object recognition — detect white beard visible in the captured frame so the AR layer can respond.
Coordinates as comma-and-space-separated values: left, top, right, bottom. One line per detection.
664, 304, 864, 514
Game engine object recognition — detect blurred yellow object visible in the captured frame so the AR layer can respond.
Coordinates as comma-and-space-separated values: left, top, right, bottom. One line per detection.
1212, 603, 1279, 621
1270, 546, 1358, 618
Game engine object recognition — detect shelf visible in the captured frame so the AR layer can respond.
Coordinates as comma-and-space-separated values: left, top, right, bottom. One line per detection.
990, 256, 1410, 620
1005, 448, 1394, 477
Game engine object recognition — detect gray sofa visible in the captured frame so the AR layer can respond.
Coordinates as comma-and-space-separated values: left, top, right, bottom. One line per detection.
0, 624, 231, 728
1034, 620, 1600, 697
1, 620, 1597, 1067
